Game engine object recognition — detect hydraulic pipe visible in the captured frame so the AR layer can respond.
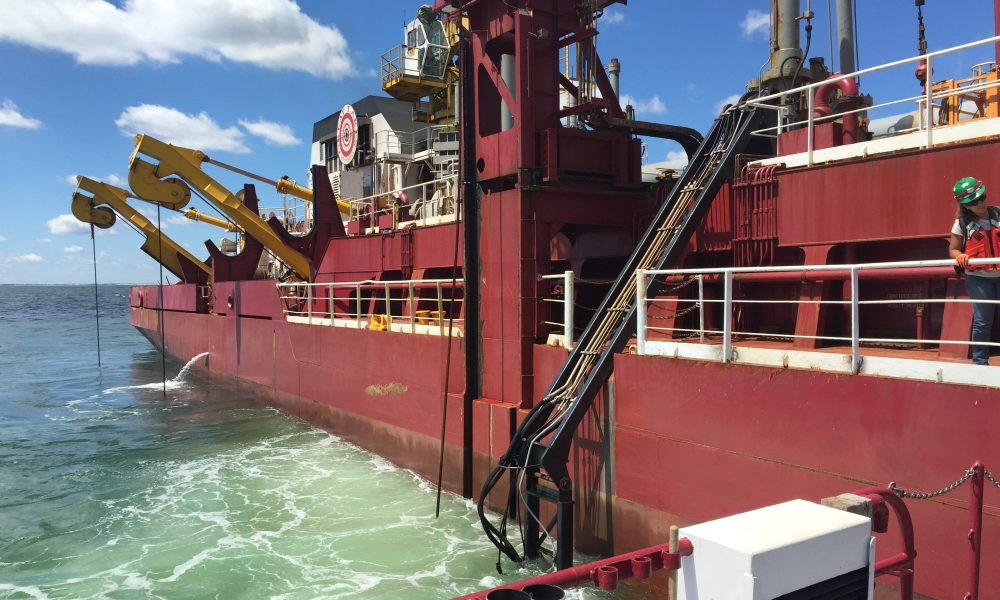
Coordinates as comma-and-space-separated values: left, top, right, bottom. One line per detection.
451, 539, 693, 600
183, 208, 241, 232
836, 0, 856, 75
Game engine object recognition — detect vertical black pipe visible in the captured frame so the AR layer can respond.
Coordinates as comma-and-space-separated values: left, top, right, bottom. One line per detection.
460, 11, 480, 500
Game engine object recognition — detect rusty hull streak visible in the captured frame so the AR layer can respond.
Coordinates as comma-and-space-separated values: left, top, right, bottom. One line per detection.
364, 382, 409, 396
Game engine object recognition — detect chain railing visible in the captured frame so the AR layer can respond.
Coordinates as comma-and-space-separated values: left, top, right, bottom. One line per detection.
887, 462, 995, 600
276, 277, 464, 337
636, 258, 1000, 378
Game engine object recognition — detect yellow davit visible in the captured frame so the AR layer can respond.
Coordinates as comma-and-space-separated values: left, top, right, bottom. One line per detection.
128, 134, 312, 280
71, 177, 212, 283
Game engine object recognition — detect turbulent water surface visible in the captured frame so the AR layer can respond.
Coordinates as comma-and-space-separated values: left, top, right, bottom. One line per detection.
0, 285, 657, 599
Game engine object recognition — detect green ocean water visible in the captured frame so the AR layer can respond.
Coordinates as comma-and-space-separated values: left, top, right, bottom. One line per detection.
0, 285, 657, 599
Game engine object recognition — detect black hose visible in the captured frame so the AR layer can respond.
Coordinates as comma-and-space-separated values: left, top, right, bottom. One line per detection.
792, 20, 812, 87
157, 203, 167, 398
90, 223, 101, 367
434, 189, 463, 518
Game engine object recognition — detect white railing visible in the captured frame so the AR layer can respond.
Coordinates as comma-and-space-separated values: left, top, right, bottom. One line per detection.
373, 125, 454, 158
346, 174, 459, 229
743, 35, 1000, 166
636, 258, 1000, 375
277, 277, 464, 336
540, 271, 575, 349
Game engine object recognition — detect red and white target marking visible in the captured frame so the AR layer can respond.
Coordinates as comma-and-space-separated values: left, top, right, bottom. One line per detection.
337, 104, 358, 165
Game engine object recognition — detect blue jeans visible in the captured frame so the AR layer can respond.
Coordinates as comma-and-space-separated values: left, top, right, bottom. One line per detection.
965, 275, 1000, 365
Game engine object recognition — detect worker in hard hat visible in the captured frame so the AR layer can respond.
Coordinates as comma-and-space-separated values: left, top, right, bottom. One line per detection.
949, 176, 1000, 364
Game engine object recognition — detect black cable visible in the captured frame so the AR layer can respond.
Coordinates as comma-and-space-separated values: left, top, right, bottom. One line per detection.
435, 187, 463, 518
90, 223, 101, 367
157, 203, 167, 398
792, 19, 812, 87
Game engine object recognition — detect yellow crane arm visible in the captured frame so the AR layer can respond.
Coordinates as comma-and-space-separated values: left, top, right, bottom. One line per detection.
128, 134, 312, 280
204, 155, 352, 214
72, 177, 211, 282
183, 208, 241, 232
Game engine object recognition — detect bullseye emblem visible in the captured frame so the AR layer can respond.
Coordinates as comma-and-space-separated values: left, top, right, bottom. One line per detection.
337, 104, 358, 165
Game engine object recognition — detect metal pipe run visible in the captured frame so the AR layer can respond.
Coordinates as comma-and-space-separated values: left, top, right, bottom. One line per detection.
452, 539, 694, 599
656, 265, 956, 285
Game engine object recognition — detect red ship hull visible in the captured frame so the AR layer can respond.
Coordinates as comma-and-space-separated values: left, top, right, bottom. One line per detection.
131, 281, 999, 598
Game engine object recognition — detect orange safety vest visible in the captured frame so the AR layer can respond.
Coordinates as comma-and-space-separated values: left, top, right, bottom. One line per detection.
961, 206, 1000, 271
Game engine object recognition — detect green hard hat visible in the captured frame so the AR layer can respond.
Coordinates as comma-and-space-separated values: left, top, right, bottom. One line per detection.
954, 176, 986, 204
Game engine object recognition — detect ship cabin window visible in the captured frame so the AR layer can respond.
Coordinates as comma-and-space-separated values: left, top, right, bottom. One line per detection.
322, 139, 338, 173
358, 124, 371, 154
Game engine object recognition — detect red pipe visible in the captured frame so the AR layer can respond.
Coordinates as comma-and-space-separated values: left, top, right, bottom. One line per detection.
852, 487, 916, 600
451, 538, 693, 599
813, 74, 862, 144
967, 462, 985, 600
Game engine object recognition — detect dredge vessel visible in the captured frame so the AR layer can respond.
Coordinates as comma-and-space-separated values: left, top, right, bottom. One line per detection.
72, 1, 1000, 596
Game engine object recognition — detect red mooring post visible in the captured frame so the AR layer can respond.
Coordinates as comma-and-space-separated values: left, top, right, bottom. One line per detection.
966, 462, 985, 600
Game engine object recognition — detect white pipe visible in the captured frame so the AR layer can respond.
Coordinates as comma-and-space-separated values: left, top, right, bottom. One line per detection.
564, 270, 575, 349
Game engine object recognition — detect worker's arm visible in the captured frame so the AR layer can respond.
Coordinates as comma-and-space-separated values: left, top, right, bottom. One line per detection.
949, 233, 969, 268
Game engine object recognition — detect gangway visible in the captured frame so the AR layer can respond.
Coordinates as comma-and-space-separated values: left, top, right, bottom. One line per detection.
477, 95, 772, 570
72, 177, 212, 284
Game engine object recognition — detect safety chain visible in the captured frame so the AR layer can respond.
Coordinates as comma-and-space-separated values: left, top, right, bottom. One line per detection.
649, 303, 701, 319
986, 468, 1000, 491
651, 275, 697, 294
889, 467, 976, 500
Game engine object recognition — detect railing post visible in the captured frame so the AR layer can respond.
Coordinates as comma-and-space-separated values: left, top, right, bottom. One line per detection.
385, 282, 392, 330
925, 54, 934, 148
564, 270, 575, 349
806, 88, 814, 167
722, 270, 733, 362
968, 462, 985, 600
307, 284, 313, 325
437, 282, 444, 336
850, 266, 861, 374
356, 283, 363, 327
409, 281, 416, 333
697, 274, 705, 343
328, 284, 334, 324
635, 270, 648, 355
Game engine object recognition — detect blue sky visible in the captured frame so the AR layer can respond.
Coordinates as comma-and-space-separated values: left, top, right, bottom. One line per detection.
0, 0, 995, 284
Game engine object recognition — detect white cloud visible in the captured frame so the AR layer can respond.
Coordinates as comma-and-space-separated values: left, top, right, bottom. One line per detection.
0, 0, 353, 79
116, 104, 249, 153
741, 9, 769, 38
166, 216, 193, 226
3, 253, 44, 263
714, 94, 742, 114
620, 94, 667, 116
0, 235, 6, 242
663, 150, 689, 170
64, 245, 84, 253
67, 173, 126, 186
36, 238, 52, 243
0, 99, 42, 129
599, 8, 624, 25
239, 118, 301, 146
47, 214, 91, 235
